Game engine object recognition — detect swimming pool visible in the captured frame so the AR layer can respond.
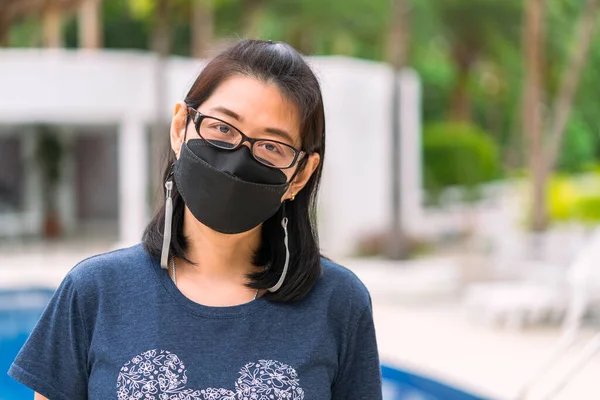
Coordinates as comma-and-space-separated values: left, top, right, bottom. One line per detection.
0, 288, 488, 400
0, 288, 55, 400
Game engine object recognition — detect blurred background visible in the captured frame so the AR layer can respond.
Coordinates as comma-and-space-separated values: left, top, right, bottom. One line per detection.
1, 0, 600, 399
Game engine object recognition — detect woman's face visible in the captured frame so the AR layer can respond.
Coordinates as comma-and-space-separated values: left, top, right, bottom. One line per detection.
170, 75, 320, 201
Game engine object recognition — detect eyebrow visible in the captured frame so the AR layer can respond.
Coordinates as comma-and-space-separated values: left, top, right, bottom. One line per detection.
211, 106, 243, 122
210, 106, 296, 146
264, 127, 295, 146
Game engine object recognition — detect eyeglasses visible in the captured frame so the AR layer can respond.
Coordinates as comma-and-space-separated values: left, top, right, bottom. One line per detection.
187, 108, 305, 169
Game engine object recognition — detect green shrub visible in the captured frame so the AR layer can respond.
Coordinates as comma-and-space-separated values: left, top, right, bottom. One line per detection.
423, 122, 500, 202
573, 195, 600, 224
548, 175, 579, 223
557, 114, 596, 173
548, 171, 600, 225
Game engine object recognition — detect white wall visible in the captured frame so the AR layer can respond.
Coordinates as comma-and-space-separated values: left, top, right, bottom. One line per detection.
0, 49, 421, 256
309, 57, 394, 256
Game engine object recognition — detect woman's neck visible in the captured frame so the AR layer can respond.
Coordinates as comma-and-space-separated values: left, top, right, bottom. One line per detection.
180, 207, 261, 283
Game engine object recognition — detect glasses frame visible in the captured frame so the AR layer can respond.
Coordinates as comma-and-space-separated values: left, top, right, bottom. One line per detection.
187, 107, 305, 170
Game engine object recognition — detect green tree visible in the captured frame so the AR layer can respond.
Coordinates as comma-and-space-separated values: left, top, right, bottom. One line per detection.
432, 0, 522, 121
249, 0, 389, 59
524, 0, 600, 231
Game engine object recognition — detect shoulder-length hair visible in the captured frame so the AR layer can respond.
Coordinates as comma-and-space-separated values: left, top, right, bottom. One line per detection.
142, 40, 326, 302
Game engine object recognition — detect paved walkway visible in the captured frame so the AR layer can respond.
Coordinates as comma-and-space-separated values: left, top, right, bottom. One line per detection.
373, 302, 599, 400
346, 258, 600, 400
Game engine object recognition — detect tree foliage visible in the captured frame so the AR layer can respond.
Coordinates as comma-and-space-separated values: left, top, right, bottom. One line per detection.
6, 0, 600, 176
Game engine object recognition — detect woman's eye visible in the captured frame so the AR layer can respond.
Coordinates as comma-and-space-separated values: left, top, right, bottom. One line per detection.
262, 143, 282, 154
207, 124, 233, 135
217, 125, 231, 134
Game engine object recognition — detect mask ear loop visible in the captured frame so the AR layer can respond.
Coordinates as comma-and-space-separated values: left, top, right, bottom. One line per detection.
161, 107, 191, 269
160, 166, 175, 269
267, 154, 311, 291
183, 107, 191, 142
268, 203, 289, 292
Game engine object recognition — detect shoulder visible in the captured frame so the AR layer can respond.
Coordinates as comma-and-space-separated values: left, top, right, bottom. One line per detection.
65, 243, 154, 293
315, 257, 372, 314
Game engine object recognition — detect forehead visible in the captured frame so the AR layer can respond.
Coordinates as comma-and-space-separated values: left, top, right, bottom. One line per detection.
201, 75, 301, 143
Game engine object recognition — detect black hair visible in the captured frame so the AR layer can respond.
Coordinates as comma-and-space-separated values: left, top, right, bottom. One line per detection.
142, 40, 326, 302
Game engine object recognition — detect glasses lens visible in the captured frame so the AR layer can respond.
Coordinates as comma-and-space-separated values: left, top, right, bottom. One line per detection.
197, 115, 298, 168
199, 117, 242, 149
254, 140, 296, 168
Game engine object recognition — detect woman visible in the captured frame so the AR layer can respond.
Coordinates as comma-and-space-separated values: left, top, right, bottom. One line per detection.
9, 40, 382, 399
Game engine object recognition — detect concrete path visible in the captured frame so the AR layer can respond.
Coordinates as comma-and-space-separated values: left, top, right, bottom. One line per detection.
344, 257, 600, 400
373, 301, 599, 400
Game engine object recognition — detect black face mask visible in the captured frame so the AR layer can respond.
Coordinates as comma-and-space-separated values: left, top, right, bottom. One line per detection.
173, 139, 290, 234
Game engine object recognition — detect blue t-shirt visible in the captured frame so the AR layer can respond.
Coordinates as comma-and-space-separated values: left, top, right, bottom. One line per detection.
8, 244, 382, 399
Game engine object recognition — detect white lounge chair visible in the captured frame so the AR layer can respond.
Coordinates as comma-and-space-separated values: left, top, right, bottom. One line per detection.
515, 226, 600, 399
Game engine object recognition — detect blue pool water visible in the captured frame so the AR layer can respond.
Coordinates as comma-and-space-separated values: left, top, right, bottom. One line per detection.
0, 288, 56, 400
0, 288, 488, 400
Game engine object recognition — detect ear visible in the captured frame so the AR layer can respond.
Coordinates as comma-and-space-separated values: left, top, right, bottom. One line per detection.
170, 101, 189, 159
285, 152, 321, 200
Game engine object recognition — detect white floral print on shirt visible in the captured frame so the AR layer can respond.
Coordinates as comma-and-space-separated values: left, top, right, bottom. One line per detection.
117, 349, 305, 400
